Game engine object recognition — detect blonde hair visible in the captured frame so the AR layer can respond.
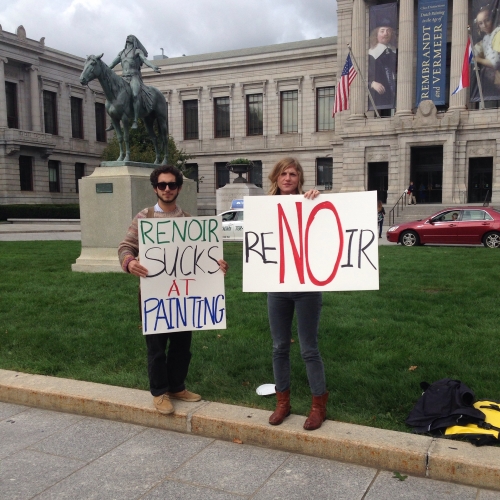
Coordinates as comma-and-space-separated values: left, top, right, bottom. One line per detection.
377, 200, 383, 210
268, 157, 304, 195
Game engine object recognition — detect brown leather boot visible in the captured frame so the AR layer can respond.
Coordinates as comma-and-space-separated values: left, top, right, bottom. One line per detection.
269, 389, 291, 425
303, 392, 329, 430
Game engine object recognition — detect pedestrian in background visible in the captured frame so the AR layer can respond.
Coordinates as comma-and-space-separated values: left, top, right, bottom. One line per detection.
377, 200, 385, 238
407, 180, 416, 205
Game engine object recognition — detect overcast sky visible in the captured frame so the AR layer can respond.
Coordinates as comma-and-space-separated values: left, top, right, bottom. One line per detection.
1, 0, 337, 63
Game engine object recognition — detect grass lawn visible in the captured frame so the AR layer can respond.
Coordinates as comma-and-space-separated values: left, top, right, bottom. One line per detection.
1, 240, 499, 432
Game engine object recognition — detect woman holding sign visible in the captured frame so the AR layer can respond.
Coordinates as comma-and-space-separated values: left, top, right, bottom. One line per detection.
267, 157, 328, 431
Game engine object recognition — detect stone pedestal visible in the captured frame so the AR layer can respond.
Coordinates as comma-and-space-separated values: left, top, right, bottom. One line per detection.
216, 182, 265, 214
72, 162, 197, 273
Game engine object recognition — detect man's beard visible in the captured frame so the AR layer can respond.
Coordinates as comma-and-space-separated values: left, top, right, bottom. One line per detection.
156, 191, 179, 204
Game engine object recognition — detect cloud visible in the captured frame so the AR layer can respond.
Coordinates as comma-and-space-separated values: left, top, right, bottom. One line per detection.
1, 0, 337, 62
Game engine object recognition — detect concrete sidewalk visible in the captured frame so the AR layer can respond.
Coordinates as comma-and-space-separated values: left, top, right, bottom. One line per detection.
1, 369, 499, 498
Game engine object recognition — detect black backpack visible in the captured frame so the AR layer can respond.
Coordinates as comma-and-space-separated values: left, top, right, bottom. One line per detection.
405, 379, 486, 434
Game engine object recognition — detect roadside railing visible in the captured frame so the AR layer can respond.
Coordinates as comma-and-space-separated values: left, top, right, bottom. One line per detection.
388, 191, 408, 226
483, 190, 491, 207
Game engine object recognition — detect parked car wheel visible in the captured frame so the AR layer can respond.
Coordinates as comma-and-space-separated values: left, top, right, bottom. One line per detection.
483, 231, 500, 248
400, 230, 419, 247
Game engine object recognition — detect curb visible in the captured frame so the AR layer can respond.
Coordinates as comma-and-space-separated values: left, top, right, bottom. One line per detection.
1, 369, 499, 491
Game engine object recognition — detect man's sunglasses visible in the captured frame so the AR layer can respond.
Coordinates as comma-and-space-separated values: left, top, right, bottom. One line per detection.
156, 182, 179, 191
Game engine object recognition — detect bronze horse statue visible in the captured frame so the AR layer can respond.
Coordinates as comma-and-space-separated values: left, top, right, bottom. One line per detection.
80, 54, 168, 164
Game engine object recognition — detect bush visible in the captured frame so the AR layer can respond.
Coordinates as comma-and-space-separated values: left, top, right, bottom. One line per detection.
0, 204, 80, 221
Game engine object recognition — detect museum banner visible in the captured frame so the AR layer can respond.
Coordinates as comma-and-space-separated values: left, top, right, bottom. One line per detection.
470, 0, 500, 102
416, 0, 448, 107
368, 2, 398, 111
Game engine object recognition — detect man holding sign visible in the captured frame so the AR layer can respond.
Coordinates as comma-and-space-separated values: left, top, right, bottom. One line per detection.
118, 165, 228, 415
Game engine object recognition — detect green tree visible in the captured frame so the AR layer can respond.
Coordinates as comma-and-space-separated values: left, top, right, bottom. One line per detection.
101, 120, 193, 171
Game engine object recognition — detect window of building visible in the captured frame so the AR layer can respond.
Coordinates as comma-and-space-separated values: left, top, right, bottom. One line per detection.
215, 162, 230, 188
214, 97, 230, 138
281, 90, 298, 134
247, 94, 263, 136
378, 108, 395, 118
316, 87, 335, 131
43, 90, 58, 135
184, 163, 199, 192
19, 156, 33, 191
316, 157, 333, 190
247, 160, 263, 188
471, 100, 500, 110
75, 163, 85, 193
6, 81, 19, 129
95, 102, 106, 142
183, 100, 199, 140
48, 160, 61, 193
71, 96, 84, 139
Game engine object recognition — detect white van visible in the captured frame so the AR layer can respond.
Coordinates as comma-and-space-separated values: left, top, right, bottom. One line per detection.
220, 208, 244, 241
219, 200, 244, 241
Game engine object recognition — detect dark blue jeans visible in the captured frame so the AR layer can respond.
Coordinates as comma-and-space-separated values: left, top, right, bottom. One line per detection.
145, 331, 192, 396
378, 218, 384, 238
267, 292, 326, 396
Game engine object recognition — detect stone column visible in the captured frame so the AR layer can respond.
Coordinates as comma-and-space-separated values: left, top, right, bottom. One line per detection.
349, 0, 366, 119
29, 66, 42, 131
448, 0, 468, 110
0, 57, 8, 128
395, 0, 415, 116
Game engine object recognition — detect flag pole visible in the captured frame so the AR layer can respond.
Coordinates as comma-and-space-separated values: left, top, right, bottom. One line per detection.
468, 26, 485, 110
347, 43, 381, 119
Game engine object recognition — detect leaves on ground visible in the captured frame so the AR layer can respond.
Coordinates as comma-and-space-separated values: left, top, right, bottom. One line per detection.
393, 472, 408, 481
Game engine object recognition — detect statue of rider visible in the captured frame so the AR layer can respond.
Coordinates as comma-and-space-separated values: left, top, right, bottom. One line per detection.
108, 35, 161, 129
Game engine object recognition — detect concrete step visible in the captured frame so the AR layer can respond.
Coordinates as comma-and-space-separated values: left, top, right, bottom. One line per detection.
7, 218, 81, 224
1, 368, 499, 492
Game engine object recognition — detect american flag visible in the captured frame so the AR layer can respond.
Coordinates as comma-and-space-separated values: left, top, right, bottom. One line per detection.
333, 54, 357, 116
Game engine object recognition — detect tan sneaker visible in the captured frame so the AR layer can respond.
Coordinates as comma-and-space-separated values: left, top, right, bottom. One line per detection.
166, 389, 201, 402
153, 394, 174, 414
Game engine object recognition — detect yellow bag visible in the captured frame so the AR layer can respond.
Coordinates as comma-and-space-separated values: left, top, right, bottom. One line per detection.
445, 400, 500, 446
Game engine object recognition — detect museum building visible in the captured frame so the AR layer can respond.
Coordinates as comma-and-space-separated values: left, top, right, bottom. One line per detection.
0, 26, 108, 205
140, 0, 497, 214
140, 37, 337, 215
2, 0, 499, 214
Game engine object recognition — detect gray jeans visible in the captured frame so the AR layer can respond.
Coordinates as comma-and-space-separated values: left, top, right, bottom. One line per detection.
267, 291, 326, 396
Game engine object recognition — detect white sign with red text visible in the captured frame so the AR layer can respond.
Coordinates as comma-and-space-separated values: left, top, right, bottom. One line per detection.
138, 216, 226, 335
243, 192, 379, 292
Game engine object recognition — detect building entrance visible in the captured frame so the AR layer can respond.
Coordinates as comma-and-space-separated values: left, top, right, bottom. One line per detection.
410, 146, 443, 203
468, 157, 492, 203
367, 162, 388, 203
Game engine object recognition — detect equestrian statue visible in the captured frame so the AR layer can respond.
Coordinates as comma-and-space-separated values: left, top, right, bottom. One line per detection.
80, 35, 168, 164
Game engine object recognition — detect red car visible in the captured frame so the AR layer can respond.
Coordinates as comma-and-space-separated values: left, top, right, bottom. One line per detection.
386, 207, 500, 248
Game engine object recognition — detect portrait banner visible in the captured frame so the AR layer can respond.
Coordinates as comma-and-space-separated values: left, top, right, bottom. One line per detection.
470, 0, 500, 102
368, 2, 398, 111
416, 0, 449, 106
243, 192, 379, 293
138, 216, 226, 335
